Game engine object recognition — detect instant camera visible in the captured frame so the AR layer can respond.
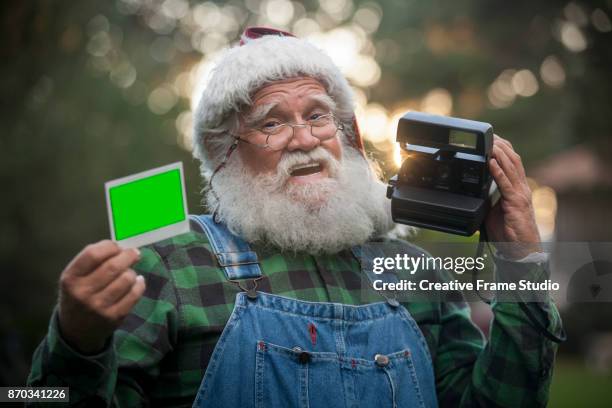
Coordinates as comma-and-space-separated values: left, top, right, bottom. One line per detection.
387, 112, 500, 236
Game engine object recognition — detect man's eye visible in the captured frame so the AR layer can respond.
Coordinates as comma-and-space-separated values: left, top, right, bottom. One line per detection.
262, 121, 281, 129
309, 113, 327, 121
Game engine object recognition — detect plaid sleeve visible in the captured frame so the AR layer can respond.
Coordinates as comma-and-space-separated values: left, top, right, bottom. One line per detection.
26, 244, 178, 407
434, 259, 563, 407
26, 305, 119, 406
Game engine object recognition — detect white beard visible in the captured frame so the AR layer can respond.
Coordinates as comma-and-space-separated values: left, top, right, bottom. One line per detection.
205, 144, 400, 254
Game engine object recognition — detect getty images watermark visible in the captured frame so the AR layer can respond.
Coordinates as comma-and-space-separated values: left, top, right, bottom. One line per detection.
356, 242, 612, 303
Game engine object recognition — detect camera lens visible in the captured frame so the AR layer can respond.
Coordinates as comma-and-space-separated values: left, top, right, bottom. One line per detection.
433, 163, 452, 189
400, 154, 431, 186
439, 166, 449, 180
438, 164, 450, 181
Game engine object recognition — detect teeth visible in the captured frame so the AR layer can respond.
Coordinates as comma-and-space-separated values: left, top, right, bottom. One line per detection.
291, 162, 320, 172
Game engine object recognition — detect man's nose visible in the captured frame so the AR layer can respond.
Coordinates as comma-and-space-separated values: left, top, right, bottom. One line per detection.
286, 124, 320, 152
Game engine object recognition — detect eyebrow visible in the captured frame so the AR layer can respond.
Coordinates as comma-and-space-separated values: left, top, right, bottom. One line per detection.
243, 102, 278, 127
309, 94, 337, 113
243, 94, 337, 127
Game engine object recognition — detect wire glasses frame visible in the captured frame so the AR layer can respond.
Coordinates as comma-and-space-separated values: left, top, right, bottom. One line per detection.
233, 113, 344, 151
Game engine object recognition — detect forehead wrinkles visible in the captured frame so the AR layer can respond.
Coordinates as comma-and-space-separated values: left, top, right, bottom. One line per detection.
250, 77, 328, 107
244, 92, 333, 127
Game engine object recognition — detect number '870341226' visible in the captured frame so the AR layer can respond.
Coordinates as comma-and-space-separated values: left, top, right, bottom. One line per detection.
0, 387, 68, 402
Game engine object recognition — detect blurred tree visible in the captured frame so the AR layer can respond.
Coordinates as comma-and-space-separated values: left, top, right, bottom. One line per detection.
373, 0, 612, 164
0, 0, 200, 385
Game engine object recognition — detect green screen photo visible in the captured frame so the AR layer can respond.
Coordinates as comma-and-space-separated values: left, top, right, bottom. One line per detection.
109, 168, 186, 240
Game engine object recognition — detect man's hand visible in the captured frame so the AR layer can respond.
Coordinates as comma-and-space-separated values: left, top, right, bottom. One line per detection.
485, 135, 542, 260
57, 240, 146, 354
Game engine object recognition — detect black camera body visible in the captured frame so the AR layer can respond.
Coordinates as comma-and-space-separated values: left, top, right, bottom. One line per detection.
387, 111, 500, 236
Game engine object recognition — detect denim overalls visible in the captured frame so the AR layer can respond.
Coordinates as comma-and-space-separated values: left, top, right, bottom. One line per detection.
190, 215, 438, 408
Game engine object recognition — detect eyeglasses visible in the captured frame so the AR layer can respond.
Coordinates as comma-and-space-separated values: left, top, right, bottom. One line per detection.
234, 113, 344, 151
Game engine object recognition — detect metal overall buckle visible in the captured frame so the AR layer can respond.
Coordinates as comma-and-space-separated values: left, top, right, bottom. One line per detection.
228, 277, 263, 300
383, 292, 400, 308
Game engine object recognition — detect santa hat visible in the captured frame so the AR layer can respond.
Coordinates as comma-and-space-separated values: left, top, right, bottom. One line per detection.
192, 27, 364, 177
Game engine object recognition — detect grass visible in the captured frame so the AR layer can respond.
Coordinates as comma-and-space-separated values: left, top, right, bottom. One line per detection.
548, 358, 612, 407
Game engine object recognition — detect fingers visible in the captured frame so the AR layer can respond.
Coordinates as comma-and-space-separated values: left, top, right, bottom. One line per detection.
489, 158, 514, 196
84, 248, 141, 293
489, 135, 535, 214
96, 269, 139, 307
494, 134, 526, 178
491, 144, 521, 187
493, 134, 513, 150
58, 243, 146, 350
490, 135, 519, 196
67, 240, 121, 277
106, 275, 146, 321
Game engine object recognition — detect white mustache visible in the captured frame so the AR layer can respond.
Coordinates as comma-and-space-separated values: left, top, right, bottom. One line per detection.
263, 147, 340, 191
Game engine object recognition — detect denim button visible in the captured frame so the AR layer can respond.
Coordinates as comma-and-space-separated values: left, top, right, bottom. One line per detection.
292, 346, 303, 352
298, 351, 310, 364
375, 354, 389, 367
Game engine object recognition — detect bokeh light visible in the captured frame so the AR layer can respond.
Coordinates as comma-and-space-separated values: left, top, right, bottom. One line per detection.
265, 0, 294, 26
352, 3, 382, 33
511, 69, 539, 97
540, 56, 566, 88
559, 21, 587, 52
110, 61, 137, 88
420, 88, 453, 116
591, 9, 612, 32
360, 103, 388, 143
487, 69, 517, 109
532, 184, 558, 241
148, 85, 179, 115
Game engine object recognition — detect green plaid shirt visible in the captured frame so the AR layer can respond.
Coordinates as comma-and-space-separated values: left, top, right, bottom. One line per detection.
28, 219, 562, 407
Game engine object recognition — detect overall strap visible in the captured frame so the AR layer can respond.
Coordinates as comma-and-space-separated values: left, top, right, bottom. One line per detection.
190, 214, 262, 280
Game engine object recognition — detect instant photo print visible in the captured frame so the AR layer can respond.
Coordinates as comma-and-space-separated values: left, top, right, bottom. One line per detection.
105, 162, 190, 248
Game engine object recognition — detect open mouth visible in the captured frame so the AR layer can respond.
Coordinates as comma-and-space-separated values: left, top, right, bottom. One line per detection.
289, 161, 323, 177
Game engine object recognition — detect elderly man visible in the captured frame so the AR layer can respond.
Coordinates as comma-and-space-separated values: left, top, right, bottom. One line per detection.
28, 27, 562, 407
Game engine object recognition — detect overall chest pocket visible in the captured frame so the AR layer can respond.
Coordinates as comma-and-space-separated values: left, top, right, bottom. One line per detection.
254, 340, 427, 408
